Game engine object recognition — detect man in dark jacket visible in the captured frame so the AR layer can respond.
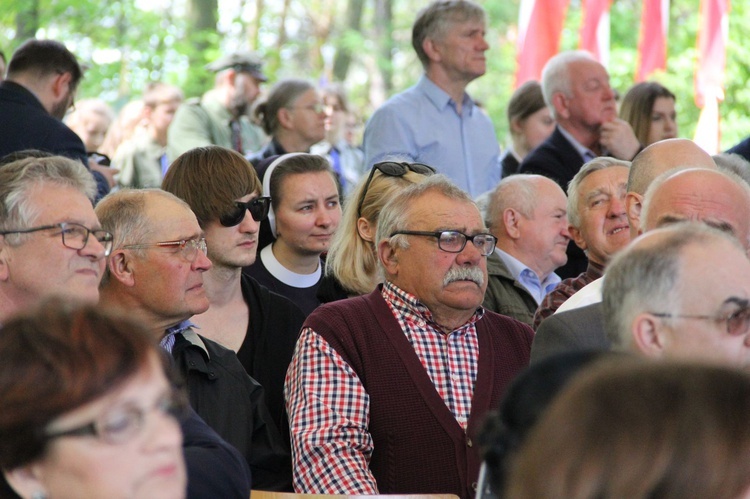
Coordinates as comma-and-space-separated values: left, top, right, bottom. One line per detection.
0, 39, 114, 199
96, 188, 292, 491
162, 145, 305, 437
519, 50, 640, 279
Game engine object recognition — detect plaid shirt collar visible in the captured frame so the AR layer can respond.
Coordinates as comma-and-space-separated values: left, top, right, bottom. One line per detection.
381, 280, 485, 333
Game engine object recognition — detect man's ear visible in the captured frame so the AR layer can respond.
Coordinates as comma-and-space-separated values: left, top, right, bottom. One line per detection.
4, 466, 46, 499
625, 192, 642, 231
357, 217, 375, 243
502, 208, 522, 240
551, 92, 570, 120
107, 250, 136, 287
378, 239, 399, 277
632, 313, 667, 358
51, 71, 72, 100
422, 37, 442, 64
568, 225, 588, 251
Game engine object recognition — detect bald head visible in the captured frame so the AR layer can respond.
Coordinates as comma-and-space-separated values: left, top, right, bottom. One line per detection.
628, 139, 716, 196
626, 139, 717, 237
641, 168, 750, 249
487, 174, 570, 279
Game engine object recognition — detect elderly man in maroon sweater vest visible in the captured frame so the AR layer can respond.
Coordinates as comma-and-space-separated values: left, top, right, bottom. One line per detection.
285, 174, 533, 498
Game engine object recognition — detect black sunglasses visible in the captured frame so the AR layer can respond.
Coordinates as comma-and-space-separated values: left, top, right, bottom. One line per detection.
220, 196, 272, 227
357, 161, 436, 217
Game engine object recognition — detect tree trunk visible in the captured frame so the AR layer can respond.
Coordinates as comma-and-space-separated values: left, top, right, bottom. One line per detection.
187, 0, 219, 92
373, 0, 393, 94
332, 0, 365, 81
15, 0, 40, 42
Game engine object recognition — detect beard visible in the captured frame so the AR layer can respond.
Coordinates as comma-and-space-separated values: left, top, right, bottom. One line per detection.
52, 96, 71, 121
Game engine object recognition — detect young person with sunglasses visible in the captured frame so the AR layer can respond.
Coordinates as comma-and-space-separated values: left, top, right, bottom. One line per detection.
320, 160, 434, 302
245, 152, 342, 316
162, 145, 305, 439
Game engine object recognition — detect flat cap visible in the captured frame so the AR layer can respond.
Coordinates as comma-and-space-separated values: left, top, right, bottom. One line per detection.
205, 52, 267, 81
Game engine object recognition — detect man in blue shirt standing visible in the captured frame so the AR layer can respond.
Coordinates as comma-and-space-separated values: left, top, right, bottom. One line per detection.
363, 0, 500, 197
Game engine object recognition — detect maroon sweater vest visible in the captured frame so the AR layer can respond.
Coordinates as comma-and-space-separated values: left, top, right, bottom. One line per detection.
305, 288, 533, 499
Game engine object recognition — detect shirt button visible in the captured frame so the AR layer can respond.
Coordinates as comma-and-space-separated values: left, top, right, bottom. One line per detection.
467, 437, 473, 447
451, 374, 459, 381
472, 481, 478, 491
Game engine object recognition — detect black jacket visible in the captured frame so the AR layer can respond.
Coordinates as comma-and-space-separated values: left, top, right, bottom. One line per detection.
0, 81, 109, 199
172, 331, 292, 491
237, 275, 304, 437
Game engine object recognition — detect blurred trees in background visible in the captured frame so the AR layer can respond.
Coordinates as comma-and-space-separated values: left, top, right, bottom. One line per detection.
1, 0, 749, 149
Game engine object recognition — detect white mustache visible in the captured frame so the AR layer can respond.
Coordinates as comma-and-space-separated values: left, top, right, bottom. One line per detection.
443, 266, 484, 287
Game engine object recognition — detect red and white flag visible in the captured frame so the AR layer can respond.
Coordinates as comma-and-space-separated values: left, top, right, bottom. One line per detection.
693, 0, 730, 153
636, 0, 670, 81
579, 0, 611, 66
514, 0, 570, 88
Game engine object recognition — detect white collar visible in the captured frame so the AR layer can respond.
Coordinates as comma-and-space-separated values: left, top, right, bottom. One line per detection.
259, 244, 322, 288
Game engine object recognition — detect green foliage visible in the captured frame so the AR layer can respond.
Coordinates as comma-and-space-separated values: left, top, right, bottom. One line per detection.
0, 0, 748, 148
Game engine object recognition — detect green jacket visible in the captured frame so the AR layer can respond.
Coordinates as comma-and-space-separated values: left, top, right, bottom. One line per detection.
482, 251, 539, 326
167, 91, 266, 159
114, 130, 164, 189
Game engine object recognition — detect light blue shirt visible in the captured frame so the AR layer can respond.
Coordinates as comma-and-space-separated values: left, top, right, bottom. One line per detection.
495, 248, 561, 305
363, 75, 501, 197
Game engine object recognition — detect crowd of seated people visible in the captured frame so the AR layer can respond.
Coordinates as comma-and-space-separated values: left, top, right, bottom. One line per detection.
5, 0, 750, 497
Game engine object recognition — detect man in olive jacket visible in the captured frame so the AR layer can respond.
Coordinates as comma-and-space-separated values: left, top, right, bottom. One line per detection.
482, 175, 570, 325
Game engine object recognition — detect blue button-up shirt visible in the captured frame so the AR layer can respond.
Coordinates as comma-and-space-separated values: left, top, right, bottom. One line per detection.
363, 75, 501, 197
496, 248, 561, 305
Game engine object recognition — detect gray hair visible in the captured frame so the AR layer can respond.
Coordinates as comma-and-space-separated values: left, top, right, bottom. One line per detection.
603, 223, 740, 349
541, 51, 595, 118
714, 153, 750, 187
486, 174, 545, 231
412, 0, 486, 69
376, 175, 476, 273
567, 157, 631, 229
0, 156, 96, 245
95, 188, 193, 284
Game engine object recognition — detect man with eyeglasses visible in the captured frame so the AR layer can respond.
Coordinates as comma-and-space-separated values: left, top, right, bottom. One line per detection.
285, 175, 533, 497
96, 188, 292, 491
0, 157, 253, 499
162, 145, 305, 443
604, 222, 750, 367
0, 156, 109, 320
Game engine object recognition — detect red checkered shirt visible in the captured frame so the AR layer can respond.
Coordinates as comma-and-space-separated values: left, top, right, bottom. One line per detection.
532, 260, 605, 330
284, 281, 482, 494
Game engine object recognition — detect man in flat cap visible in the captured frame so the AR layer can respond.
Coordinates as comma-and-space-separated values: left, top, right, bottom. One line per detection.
168, 52, 268, 158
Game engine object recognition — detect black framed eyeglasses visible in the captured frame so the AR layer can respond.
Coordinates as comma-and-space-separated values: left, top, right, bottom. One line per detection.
220, 197, 272, 227
390, 230, 497, 256
123, 237, 208, 261
43, 390, 188, 446
357, 161, 436, 217
650, 306, 750, 337
0, 222, 113, 256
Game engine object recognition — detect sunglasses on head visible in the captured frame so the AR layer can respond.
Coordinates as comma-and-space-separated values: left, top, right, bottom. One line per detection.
357, 161, 436, 217
220, 196, 272, 227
